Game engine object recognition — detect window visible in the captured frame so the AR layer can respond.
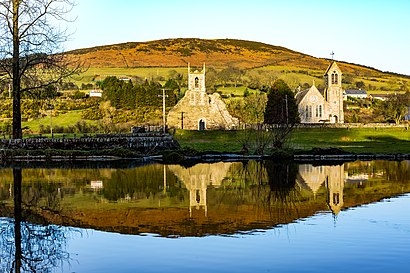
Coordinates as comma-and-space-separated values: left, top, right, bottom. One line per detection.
195, 77, 199, 88
305, 105, 309, 119
331, 71, 338, 84
316, 105, 319, 117
319, 105, 322, 117
309, 106, 312, 118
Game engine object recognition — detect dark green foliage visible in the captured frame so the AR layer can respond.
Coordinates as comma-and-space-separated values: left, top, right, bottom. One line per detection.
264, 79, 300, 124
101, 76, 178, 110
355, 81, 366, 89
70, 91, 86, 99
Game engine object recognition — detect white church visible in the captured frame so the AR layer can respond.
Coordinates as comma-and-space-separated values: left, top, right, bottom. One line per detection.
296, 61, 344, 124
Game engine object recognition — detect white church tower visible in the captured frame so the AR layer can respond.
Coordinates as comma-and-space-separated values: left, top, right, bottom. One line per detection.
324, 61, 344, 123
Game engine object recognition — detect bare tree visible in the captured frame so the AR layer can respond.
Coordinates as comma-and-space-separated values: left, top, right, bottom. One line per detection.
0, 0, 83, 139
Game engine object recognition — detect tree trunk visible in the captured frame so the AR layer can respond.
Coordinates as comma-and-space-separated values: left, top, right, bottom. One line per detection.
12, 0, 22, 139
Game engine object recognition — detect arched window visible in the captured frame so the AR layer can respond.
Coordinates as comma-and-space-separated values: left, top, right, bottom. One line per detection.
316, 105, 319, 117
331, 71, 338, 84
319, 105, 323, 117
194, 77, 199, 88
309, 106, 312, 118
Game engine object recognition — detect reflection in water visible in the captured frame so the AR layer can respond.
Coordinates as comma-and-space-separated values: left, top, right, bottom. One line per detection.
0, 169, 78, 272
0, 161, 409, 273
169, 162, 233, 216
297, 164, 345, 214
0, 160, 409, 239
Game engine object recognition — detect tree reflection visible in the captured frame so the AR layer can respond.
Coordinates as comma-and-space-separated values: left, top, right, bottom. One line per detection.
0, 168, 76, 273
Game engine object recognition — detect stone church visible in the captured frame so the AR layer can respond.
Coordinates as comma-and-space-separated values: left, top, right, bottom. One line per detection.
167, 64, 238, 130
296, 61, 344, 123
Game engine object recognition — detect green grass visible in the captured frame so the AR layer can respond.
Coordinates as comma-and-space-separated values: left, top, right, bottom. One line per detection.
216, 86, 248, 96
22, 110, 96, 133
289, 127, 410, 153
174, 127, 410, 154
71, 67, 186, 85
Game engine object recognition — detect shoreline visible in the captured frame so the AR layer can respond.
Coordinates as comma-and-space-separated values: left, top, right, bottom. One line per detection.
1, 148, 409, 166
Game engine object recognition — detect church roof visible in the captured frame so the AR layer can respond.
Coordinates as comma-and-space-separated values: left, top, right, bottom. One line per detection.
295, 85, 324, 105
295, 88, 309, 105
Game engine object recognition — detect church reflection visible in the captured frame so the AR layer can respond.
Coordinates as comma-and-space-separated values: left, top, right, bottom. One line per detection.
168, 161, 352, 217
168, 162, 232, 216
297, 164, 346, 215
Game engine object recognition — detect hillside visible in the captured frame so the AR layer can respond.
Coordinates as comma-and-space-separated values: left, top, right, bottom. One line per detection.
66, 38, 401, 78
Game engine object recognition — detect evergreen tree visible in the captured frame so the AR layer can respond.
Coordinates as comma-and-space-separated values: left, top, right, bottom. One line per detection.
264, 79, 299, 124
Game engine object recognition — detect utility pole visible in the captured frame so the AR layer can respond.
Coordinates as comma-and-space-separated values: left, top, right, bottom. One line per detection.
158, 88, 168, 134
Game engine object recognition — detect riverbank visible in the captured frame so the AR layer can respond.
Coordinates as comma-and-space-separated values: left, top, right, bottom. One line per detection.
0, 127, 409, 164
173, 127, 410, 154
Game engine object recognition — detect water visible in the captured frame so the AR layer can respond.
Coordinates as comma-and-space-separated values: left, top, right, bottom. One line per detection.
1, 160, 409, 272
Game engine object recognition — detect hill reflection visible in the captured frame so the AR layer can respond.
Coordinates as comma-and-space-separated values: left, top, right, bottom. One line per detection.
0, 160, 409, 237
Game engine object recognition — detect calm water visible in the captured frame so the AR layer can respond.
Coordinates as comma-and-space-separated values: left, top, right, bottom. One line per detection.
0, 160, 409, 272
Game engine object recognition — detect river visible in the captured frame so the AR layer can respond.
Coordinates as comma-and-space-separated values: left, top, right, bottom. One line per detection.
1, 160, 409, 272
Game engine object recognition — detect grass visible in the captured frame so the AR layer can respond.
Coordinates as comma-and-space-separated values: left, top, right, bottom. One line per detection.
71, 67, 186, 85
173, 127, 410, 154
22, 110, 96, 133
216, 86, 248, 96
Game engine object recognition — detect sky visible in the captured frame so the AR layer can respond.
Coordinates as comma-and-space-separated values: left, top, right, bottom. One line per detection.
64, 0, 410, 75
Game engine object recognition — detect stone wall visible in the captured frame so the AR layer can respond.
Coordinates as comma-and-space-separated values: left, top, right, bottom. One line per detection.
0, 133, 180, 152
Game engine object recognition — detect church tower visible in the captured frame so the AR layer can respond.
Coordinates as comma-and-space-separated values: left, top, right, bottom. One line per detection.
324, 61, 344, 123
188, 63, 206, 92
325, 165, 345, 215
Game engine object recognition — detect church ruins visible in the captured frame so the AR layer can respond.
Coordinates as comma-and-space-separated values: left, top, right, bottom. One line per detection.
167, 64, 238, 130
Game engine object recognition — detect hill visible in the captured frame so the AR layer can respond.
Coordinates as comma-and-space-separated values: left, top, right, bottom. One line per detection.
66, 38, 404, 78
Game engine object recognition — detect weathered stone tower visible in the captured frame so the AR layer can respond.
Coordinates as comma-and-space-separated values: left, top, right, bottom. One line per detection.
167, 63, 238, 130
324, 61, 344, 123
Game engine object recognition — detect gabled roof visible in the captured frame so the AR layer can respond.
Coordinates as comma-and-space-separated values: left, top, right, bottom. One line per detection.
295, 88, 310, 105
324, 61, 342, 76
344, 89, 367, 95
295, 85, 323, 105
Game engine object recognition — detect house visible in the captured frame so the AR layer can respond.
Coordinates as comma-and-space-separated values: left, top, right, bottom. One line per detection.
295, 61, 344, 124
343, 89, 367, 100
369, 93, 390, 101
89, 89, 103, 97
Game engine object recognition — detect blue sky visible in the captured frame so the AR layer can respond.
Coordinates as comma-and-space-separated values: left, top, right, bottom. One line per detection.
65, 0, 410, 75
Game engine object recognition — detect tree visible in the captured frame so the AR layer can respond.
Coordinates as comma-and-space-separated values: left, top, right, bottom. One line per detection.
355, 81, 366, 89
0, 0, 82, 139
264, 79, 299, 124
377, 92, 410, 124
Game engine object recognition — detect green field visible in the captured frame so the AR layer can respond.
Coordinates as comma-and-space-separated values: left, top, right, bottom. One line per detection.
72, 67, 186, 85
22, 110, 96, 134
174, 127, 410, 154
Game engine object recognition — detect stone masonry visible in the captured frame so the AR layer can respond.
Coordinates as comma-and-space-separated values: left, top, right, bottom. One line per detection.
167, 64, 238, 130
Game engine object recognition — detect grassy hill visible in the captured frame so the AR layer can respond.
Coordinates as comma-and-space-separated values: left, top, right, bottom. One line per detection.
67, 38, 409, 93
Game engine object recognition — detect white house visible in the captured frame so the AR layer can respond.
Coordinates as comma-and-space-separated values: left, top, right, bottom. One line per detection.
343, 89, 367, 100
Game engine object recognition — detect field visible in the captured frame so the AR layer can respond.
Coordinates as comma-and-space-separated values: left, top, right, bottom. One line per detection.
174, 128, 410, 154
